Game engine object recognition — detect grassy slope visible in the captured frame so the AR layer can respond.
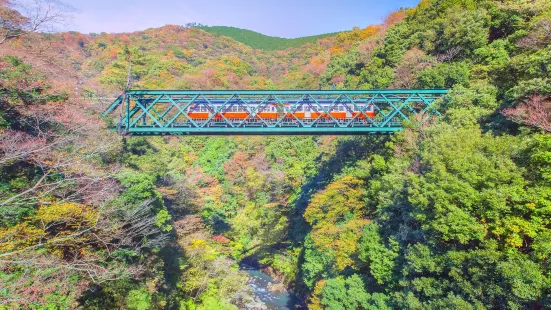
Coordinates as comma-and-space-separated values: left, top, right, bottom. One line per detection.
197, 26, 338, 50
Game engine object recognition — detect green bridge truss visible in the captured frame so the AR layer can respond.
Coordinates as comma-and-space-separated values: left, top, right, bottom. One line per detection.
102, 90, 448, 135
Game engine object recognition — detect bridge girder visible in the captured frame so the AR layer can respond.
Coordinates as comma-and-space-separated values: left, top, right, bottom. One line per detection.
102, 90, 447, 135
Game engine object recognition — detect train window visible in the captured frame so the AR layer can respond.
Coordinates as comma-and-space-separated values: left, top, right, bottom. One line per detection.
297, 106, 303, 111
305, 106, 311, 112
339, 106, 344, 112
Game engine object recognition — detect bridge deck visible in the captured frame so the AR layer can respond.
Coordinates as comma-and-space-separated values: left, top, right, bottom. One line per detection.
102, 90, 447, 135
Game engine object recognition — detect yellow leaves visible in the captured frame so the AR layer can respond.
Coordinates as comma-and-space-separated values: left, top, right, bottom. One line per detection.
305, 176, 370, 271
222, 56, 242, 66
497, 0, 551, 14
308, 280, 326, 310
245, 166, 265, 193
506, 234, 523, 248
0, 202, 100, 256
35, 202, 98, 228
311, 219, 371, 271
189, 239, 217, 261
304, 176, 365, 226
491, 217, 539, 248
249, 77, 270, 90
0, 223, 44, 253
190, 239, 207, 248
182, 49, 194, 58
182, 152, 198, 166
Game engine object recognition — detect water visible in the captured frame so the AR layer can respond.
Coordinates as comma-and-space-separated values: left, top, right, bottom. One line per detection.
240, 264, 302, 310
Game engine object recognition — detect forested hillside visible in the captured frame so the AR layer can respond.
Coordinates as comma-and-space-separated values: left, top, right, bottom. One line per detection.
1, 0, 551, 309
196, 26, 338, 50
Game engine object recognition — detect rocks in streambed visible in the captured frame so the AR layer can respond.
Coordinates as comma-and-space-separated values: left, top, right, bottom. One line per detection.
267, 282, 287, 294
245, 298, 268, 309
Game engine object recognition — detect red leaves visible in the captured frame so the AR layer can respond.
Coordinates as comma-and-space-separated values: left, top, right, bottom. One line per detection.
503, 95, 551, 133
384, 10, 406, 29
212, 235, 230, 244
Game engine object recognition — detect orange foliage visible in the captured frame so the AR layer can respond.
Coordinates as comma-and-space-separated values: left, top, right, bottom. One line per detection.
360, 25, 381, 39
330, 46, 343, 55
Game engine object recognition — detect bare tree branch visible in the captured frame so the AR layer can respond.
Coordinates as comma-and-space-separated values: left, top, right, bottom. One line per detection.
0, 0, 72, 44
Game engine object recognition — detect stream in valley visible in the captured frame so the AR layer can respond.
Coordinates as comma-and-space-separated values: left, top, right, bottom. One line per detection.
240, 264, 302, 309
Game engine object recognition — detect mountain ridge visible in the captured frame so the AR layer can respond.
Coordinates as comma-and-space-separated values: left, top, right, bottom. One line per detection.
196, 25, 340, 50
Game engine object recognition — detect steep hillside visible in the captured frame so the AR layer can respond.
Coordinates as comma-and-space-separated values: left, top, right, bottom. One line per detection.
196, 26, 339, 50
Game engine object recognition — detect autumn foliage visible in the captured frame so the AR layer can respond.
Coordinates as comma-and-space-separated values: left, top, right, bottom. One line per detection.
2, 0, 551, 309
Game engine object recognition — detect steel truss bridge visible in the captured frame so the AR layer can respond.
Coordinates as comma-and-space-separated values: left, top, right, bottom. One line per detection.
102, 90, 447, 135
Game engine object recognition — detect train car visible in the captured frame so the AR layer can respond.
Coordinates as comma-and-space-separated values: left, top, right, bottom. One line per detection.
187, 104, 209, 119
185, 103, 375, 121
221, 105, 249, 119
257, 105, 278, 120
